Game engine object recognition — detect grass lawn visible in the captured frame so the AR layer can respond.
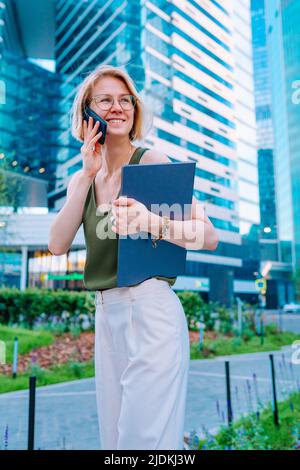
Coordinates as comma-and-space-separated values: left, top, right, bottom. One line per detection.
0, 359, 95, 394
190, 330, 300, 359
0, 325, 54, 362
0, 325, 94, 394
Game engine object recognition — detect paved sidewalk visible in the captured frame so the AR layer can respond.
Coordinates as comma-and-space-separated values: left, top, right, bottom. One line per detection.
0, 344, 299, 449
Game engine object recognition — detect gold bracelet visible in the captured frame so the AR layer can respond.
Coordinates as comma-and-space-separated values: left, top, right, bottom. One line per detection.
151, 216, 170, 248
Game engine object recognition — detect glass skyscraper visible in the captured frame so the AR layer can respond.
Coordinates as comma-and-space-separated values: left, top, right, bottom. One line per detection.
52, 0, 260, 304
0, 0, 62, 287
251, 0, 295, 306
0, 0, 62, 200
266, 0, 300, 270
251, 0, 277, 241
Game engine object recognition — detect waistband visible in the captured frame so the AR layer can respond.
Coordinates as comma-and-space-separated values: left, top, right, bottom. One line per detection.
95, 277, 169, 306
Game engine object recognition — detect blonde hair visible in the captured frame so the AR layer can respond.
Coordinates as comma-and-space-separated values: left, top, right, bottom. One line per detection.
71, 64, 147, 143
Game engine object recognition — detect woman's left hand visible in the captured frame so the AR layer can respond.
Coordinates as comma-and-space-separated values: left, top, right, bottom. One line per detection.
111, 196, 150, 236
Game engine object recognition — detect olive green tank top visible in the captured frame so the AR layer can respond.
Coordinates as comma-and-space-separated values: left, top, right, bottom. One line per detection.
82, 146, 177, 290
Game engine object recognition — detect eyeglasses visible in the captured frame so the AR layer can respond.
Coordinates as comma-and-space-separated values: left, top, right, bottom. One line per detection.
90, 94, 137, 111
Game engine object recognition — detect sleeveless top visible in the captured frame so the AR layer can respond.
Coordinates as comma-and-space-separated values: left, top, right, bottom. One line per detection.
82, 146, 177, 290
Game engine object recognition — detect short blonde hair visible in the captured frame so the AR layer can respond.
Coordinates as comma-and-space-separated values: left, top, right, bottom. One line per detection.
71, 64, 146, 143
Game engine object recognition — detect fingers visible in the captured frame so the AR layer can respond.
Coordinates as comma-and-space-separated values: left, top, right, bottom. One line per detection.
83, 116, 99, 138
89, 131, 102, 144
88, 115, 93, 133
113, 197, 135, 206
81, 131, 102, 154
89, 119, 100, 139
83, 117, 102, 149
83, 119, 87, 140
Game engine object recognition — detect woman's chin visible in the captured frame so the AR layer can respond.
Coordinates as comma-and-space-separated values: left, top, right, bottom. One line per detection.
107, 129, 130, 138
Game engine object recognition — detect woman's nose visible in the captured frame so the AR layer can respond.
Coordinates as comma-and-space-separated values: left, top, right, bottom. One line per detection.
110, 99, 123, 111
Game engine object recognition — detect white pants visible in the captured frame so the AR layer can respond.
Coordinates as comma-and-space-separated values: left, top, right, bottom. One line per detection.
94, 277, 190, 450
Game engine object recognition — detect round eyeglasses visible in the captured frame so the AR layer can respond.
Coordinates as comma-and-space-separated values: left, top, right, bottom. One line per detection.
90, 94, 137, 111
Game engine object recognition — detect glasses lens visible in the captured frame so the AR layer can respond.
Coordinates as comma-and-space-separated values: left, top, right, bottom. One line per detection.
93, 94, 137, 110
120, 95, 136, 110
94, 95, 113, 110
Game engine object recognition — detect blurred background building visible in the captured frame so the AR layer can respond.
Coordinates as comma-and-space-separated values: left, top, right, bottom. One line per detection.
251, 0, 294, 307
0, 0, 299, 308
265, 1, 300, 274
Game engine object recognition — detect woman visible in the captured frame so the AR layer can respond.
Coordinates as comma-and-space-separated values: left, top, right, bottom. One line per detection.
48, 64, 219, 450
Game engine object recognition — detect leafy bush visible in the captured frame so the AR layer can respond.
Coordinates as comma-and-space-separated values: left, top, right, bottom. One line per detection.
176, 291, 203, 330
265, 323, 280, 335
176, 291, 232, 332
26, 362, 48, 380
231, 337, 243, 350
0, 288, 96, 332
198, 413, 272, 450
197, 392, 300, 450
241, 328, 256, 342
68, 361, 87, 379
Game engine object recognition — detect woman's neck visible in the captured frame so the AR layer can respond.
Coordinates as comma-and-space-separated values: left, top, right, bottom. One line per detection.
101, 136, 136, 177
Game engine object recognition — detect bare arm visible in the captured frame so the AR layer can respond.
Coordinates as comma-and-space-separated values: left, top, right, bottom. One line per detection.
48, 116, 103, 256
148, 197, 219, 251
48, 171, 94, 255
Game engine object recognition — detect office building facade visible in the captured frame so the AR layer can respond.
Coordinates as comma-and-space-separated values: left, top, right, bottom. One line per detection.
266, 0, 300, 269
0, 0, 62, 287
49, 0, 260, 304
251, 0, 294, 307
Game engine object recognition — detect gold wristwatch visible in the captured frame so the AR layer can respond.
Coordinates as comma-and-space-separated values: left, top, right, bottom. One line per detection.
151, 215, 170, 248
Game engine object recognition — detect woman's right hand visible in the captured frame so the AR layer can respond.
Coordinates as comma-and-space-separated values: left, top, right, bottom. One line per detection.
81, 116, 103, 178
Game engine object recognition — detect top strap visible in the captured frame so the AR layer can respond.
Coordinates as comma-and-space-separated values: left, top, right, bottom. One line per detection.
130, 147, 150, 165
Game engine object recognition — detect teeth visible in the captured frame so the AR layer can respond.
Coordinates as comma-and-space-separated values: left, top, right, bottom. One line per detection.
109, 119, 124, 123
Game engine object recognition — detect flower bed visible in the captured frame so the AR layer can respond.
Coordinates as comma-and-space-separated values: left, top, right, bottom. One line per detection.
0, 331, 95, 375
0, 329, 206, 377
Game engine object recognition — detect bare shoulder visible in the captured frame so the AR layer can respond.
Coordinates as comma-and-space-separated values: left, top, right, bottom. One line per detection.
139, 148, 172, 164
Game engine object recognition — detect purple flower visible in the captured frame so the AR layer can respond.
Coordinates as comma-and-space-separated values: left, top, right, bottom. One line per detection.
31, 353, 37, 365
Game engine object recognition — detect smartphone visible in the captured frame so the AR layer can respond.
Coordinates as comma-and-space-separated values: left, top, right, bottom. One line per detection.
82, 106, 107, 144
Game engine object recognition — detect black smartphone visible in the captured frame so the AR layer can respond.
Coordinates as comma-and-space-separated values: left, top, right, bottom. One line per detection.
82, 106, 107, 144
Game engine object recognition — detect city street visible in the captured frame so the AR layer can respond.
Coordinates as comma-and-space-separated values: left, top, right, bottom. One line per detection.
0, 344, 299, 450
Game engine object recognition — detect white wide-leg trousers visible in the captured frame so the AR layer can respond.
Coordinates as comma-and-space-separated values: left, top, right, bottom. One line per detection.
94, 277, 190, 450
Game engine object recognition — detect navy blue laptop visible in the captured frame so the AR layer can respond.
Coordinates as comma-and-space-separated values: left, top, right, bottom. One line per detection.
117, 161, 196, 287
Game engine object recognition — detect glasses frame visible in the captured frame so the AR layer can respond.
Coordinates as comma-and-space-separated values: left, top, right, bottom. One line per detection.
89, 94, 138, 111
